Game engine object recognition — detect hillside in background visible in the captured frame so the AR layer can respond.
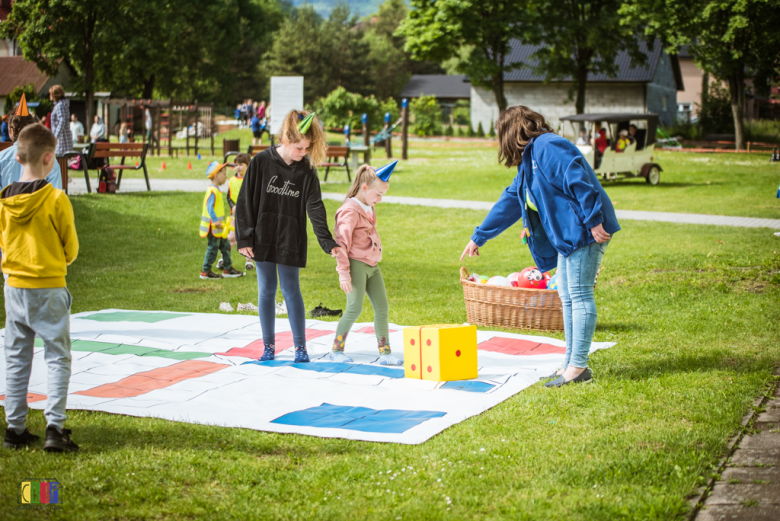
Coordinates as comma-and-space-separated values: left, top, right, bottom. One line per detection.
290, 0, 385, 17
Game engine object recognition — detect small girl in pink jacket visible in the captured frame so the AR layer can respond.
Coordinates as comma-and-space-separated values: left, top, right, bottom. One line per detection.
330, 162, 403, 366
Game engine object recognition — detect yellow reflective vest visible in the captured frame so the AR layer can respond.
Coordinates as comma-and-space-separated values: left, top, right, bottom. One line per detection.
228, 175, 244, 205
199, 185, 228, 238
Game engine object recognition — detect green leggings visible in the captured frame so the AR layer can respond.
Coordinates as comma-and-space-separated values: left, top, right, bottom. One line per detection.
333, 259, 391, 355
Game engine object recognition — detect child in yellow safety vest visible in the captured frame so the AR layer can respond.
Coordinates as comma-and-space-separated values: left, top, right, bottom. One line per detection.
616, 129, 630, 153
200, 161, 245, 280
220, 153, 253, 271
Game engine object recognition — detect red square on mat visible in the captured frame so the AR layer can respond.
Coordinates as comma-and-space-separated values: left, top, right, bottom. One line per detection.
478, 337, 565, 356
0, 392, 47, 403
217, 329, 334, 358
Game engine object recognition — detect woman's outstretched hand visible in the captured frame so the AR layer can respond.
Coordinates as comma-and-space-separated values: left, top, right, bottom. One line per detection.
590, 223, 611, 243
239, 247, 254, 258
460, 240, 480, 261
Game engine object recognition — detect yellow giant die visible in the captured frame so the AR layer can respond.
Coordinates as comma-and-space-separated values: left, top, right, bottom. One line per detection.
403, 324, 478, 381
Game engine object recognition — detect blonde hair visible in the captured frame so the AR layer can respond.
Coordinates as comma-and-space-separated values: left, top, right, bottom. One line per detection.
345, 164, 380, 200
277, 109, 327, 167
17, 123, 56, 165
49, 85, 65, 101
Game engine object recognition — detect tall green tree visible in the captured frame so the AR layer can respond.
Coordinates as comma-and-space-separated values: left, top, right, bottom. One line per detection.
398, 0, 533, 113
530, 1, 647, 115
0, 0, 114, 126
621, 0, 780, 149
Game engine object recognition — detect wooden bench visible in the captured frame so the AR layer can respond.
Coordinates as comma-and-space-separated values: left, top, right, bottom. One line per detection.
247, 144, 270, 156
320, 146, 350, 182
0, 141, 12, 152
56, 152, 91, 195
86, 142, 151, 191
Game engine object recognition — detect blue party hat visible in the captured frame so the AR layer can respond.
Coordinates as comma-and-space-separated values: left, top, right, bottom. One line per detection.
375, 160, 397, 182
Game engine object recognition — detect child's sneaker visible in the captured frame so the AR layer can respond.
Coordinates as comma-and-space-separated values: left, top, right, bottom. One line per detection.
294, 347, 310, 363
200, 271, 222, 280
237, 302, 259, 312
3, 428, 39, 449
275, 300, 287, 316
245, 261, 254, 270
258, 344, 275, 361
217, 259, 224, 269
222, 267, 245, 278
379, 354, 404, 366
219, 302, 234, 312
329, 351, 353, 363
43, 426, 79, 453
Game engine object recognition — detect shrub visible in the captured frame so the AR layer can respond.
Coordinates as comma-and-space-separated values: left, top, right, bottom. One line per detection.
313, 87, 398, 132
698, 83, 733, 135
444, 125, 454, 136
467, 124, 475, 137
488, 119, 496, 138
457, 126, 465, 137
410, 95, 442, 137
453, 100, 470, 126
476, 121, 485, 138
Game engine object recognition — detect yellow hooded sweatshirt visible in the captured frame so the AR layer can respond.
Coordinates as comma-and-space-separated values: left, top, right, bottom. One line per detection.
0, 182, 78, 288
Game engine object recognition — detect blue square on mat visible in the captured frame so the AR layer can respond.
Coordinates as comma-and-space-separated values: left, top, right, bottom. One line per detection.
271, 403, 446, 433
441, 381, 495, 393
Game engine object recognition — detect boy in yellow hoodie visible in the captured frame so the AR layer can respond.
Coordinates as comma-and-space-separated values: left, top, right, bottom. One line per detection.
0, 124, 79, 452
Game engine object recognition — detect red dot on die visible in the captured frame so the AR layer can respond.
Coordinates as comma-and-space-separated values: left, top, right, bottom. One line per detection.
426, 339, 431, 346
456, 350, 461, 357
411, 364, 416, 371
410, 339, 415, 345
427, 366, 432, 373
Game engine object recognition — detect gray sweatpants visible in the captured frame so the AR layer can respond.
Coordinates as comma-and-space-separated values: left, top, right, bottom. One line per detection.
4, 286, 72, 432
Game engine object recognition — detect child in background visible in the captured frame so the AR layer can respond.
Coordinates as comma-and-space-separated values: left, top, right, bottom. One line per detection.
1, 124, 79, 452
616, 129, 630, 153
251, 113, 262, 145
330, 161, 403, 366
119, 122, 129, 143
200, 161, 245, 280
219, 153, 253, 271
234, 104, 242, 127
234, 110, 342, 363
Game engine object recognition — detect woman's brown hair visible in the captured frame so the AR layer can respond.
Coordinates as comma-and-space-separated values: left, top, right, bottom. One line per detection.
496, 105, 553, 167
277, 109, 327, 167
49, 85, 65, 101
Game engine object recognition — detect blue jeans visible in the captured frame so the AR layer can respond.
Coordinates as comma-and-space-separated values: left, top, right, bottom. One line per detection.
556, 240, 608, 369
255, 261, 306, 347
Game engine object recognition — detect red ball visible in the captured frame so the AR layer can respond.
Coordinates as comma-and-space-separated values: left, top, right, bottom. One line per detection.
517, 267, 548, 289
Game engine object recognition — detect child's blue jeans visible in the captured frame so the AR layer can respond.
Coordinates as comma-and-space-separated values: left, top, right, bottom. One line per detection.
4, 286, 72, 432
556, 240, 609, 369
255, 261, 306, 347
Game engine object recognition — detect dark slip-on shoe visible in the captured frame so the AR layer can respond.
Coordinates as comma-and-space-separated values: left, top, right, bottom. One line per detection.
545, 368, 593, 388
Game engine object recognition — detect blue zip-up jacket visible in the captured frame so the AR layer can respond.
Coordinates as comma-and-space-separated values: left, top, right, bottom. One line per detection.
471, 132, 620, 272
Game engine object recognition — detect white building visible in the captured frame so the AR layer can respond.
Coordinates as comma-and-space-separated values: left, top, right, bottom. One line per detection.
471, 39, 684, 131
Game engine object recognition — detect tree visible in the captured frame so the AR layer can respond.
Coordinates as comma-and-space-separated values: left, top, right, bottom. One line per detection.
399, 0, 533, 113
410, 95, 442, 136
530, 1, 646, 115
1, 0, 114, 127
621, 0, 780, 149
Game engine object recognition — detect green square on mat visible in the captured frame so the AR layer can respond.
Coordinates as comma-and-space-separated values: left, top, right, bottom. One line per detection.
142, 350, 210, 360
34, 338, 43, 347
80, 311, 191, 323
102, 345, 159, 356
71, 340, 122, 352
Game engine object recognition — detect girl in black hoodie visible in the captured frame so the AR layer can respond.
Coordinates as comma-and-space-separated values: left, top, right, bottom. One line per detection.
235, 110, 341, 363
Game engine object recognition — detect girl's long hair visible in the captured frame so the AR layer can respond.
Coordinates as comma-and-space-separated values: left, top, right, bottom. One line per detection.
496, 106, 553, 167
344, 164, 378, 201
277, 109, 327, 167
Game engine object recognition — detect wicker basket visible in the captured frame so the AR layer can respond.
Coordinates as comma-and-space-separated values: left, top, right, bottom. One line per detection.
460, 267, 563, 331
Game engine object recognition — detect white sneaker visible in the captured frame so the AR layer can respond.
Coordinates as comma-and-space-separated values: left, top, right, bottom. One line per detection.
245, 261, 254, 270
217, 259, 224, 270
329, 351, 353, 363
219, 302, 234, 312
379, 354, 403, 366
237, 302, 259, 312
275, 300, 287, 316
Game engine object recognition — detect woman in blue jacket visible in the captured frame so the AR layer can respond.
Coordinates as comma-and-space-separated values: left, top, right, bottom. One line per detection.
460, 106, 620, 387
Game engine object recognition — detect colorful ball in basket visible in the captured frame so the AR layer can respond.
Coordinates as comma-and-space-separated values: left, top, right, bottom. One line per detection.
507, 272, 522, 285
487, 275, 512, 287
467, 272, 480, 283
516, 267, 548, 289
548, 273, 558, 290
479, 275, 489, 284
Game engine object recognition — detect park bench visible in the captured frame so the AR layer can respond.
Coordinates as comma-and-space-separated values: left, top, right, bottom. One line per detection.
56, 151, 91, 195
320, 146, 351, 182
0, 142, 12, 152
86, 142, 151, 191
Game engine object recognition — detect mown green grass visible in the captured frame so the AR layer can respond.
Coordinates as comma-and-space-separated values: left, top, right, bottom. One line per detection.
1, 192, 779, 520
115, 139, 780, 219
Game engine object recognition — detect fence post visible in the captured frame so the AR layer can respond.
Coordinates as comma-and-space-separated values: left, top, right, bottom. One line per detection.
401, 98, 409, 160
362, 113, 370, 164
384, 112, 392, 158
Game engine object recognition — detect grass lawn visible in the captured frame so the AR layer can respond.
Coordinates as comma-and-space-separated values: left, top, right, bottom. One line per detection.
119, 137, 780, 219
1, 189, 779, 519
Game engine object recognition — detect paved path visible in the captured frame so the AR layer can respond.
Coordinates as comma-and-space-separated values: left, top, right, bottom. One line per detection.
694, 377, 780, 520
65, 179, 780, 229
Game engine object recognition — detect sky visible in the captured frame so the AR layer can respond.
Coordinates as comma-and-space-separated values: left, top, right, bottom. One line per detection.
290, 0, 386, 18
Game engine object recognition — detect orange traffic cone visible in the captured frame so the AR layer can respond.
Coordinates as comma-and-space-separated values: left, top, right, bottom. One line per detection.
187, 162, 192, 170
162, 161, 166, 170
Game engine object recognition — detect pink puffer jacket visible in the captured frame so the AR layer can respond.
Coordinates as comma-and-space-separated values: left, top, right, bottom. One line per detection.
334, 198, 382, 282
